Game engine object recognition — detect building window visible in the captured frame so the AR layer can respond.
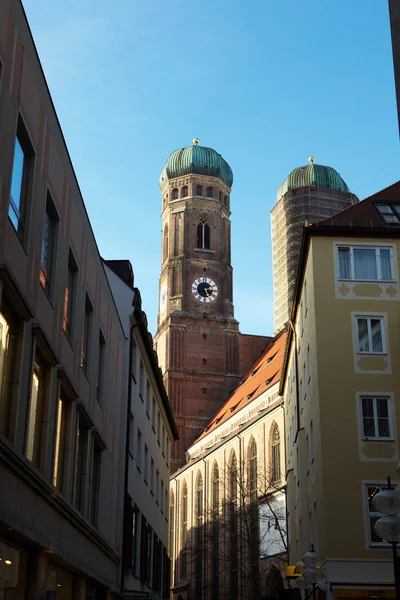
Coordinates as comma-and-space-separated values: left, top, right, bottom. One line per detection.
162, 425, 165, 455
9, 120, 33, 236
81, 294, 93, 373
157, 411, 161, 445
196, 185, 202, 196
132, 338, 137, 381
146, 380, 150, 416
366, 484, 395, 546
375, 203, 400, 224
229, 452, 238, 598
271, 423, 281, 484
161, 480, 164, 513
195, 473, 203, 598
152, 396, 156, 431
212, 463, 220, 600
156, 469, 160, 504
150, 458, 154, 494
355, 316, 385, 354
144, 444, 149, 483
96, 330, 105, 405
26, 352, 48, 467
129, 415, 134, 457
219, 191, 222, 201
73, 409, 90, 513
207, 187, 213, 198
140, 519, 152, 583
137, 429, 142, 471
132, 506, 139, 575
53, 390, 70, 491
0, 308, 17, 436
169, 491, 174, 564
139, 360, 144, 400
163, 224, 169, 262
40, 192, 58, 295
338, 246, 393, 281
172, 188, 179, 200
361, 397, 391, 439
181, 186, 188, 198
166, 437, 170, 466
90, 437, 102, 527
181, 482, 188, 577
63, 250, 78, 340
307, 345, 311, 382
249, 438, 260, 598
197, 218, 210, 250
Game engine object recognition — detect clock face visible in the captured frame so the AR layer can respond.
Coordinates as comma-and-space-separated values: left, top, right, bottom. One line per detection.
192, 277, 218, 303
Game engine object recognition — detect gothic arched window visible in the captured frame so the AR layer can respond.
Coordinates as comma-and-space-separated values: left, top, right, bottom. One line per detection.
182, 186, 188, 198
195, 473, 204, 598
248, 438, 260, 598
169, 490, 175, 573
219, 191, 222, 202
197, 218, 210, 250
207, 187, 213, 198
196, 185, 202, 196
212, 462, 220, 599
229, 451, 238, 597
181, 482, 188, 577
271, 423, 281, 484
163, 224, 169, 262
172, 188, 179, 200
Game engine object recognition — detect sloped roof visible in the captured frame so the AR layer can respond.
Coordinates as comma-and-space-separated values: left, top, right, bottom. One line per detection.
196, 329, 287, 442
313, 180, 400, 230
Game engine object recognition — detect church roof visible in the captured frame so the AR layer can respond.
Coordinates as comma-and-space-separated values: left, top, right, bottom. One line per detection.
277, 162, 350, 200
196, 329, 287, 442
159, 142, 233, 189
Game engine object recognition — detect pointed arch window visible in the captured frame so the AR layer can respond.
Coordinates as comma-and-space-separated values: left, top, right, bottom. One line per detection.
181, 186, 188, 198
196, 185, 202, 196
271, 423, 281, 484
212, 463, 220, 599
207, 187, 213, 198
197, 218, 210, 250
163, 224, 169, 262
229, 452, 238, 598
172, 188, 179, 200
248, 438, 260, 598
181, 482, 188, 577
195, 473, 204, 599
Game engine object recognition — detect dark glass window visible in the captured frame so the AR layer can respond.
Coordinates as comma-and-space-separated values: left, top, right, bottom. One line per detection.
63, 251, 78, 339
196, 185, 202, 196
172, 188, 179, 200
207, 187, 213, 198
9, 121, 33, 235
40, 193, 58, 294
182, 186, 188, 198
81, 294, 93, 373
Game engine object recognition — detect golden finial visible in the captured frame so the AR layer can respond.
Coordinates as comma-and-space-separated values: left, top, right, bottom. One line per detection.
309, 156, 315, 163
193, 138, 199, 145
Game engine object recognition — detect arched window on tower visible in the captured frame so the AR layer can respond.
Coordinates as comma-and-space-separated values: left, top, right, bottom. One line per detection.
248, 438, 260, 598
197, 219, 210, 250
163, 224, 169, 262
271, 423, 281, 484
207, 187, 214, 198
181, 186, 188, 198
181, 482, 188, 578
219, 191, 222, 202
195, 473, 204, 599
196, 185, 202, 196
172, 188, 179, 200
212, 462, 220, 600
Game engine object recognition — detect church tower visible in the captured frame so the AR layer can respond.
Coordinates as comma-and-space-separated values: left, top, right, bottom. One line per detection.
154, 140, 242, 471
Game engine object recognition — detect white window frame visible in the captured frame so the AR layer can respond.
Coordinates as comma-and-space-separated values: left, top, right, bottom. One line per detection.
336, 244, 395, 282
354, 315, 386, 355
358, 394, 393, 441
364, 482, 396, 547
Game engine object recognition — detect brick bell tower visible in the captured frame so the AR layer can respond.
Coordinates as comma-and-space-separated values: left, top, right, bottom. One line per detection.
154, 139, 242, 471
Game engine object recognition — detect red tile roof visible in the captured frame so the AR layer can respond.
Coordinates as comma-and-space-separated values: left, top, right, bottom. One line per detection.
313, 180, 400, 230
196, 329, 287, 442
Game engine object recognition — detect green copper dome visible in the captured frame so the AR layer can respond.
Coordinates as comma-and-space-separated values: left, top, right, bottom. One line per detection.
277, 162, 349, 200
159, 143, 233, 189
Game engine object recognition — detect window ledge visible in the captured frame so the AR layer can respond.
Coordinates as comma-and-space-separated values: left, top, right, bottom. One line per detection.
338, 278, 396, 284
362, 437, 394, 442
357, 352, 387, 356
194, 248, 215, 254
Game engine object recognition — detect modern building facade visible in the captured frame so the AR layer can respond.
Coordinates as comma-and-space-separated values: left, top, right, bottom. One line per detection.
281, 181, 400, 597
0, 0, 127, 595
169, 330, 287, 600
155, 141, 269, 471
271, 160, 358, 332
104, 260, 179, 600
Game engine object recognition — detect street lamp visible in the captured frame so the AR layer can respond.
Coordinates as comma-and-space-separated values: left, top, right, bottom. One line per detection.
293, 547, 326, 600
373, 476, 400, 600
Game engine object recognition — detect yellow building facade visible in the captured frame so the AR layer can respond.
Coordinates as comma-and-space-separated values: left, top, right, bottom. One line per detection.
281, 182, 400, 598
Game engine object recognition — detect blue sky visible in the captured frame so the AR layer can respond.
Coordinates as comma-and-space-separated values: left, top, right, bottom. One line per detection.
22, 0, 399, 336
